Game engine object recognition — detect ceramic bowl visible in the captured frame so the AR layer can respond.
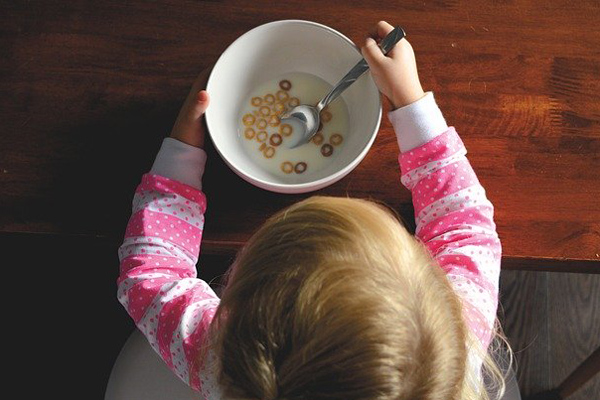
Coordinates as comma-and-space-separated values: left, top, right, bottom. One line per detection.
205, 20, 381, 193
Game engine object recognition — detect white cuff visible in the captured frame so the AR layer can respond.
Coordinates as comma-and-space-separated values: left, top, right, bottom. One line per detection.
150, 138, 207, 190
387, 91, 449, 152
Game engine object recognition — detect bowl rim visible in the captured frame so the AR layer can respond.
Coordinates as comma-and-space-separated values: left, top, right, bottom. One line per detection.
205, 19, 382, 194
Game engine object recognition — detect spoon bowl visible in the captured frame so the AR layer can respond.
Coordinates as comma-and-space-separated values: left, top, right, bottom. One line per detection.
282, 104, 320, 147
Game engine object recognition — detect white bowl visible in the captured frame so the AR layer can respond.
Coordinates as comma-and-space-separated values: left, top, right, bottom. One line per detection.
206, 20, 382, 194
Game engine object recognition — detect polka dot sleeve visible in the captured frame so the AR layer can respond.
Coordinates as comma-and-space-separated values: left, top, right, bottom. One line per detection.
399, 127, 502, 353
117, 173, 220, 392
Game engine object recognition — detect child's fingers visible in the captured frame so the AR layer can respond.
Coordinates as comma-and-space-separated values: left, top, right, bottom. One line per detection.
169, 68, 213, 148
368, 20, 395, 40
377, 21, 395, 38
190, 90, 210, 119
365, 21, 401, 59
361, 37, 387, 66
180, 66, 213, 121
190, 65, 212, 94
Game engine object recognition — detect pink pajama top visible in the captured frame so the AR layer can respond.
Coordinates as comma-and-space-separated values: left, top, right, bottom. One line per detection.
117, 92, 501, 398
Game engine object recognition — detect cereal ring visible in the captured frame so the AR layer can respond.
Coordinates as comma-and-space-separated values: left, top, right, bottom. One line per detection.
274, 102, 286, 112
321, 144, 334, 157
270, 133, 283, 146
264, 94, 275, 105
294, 162, 307, 174
259, 143, 266, 152
259, 106, 271, 116
263, 146, 275, 158
257, 119, 268, 129
281, 161, 294, 174
268, 115, 280, 127
243, 113, 255, 126
256, 131, 268, 142
311, 133, 324, 145
330, 133, 343, 146
251, 97, 262, 107
321, 110, 332, 122
272, 108, 286, 117
276, 90, 289, 102
280, 123, 293, 137
244, 128, 256, 140
279, 79, 292, 91
288, 97, 300, 107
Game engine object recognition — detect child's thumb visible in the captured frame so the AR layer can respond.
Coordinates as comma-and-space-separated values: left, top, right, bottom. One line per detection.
361, 37, 386, 68
192, 90, 210, 118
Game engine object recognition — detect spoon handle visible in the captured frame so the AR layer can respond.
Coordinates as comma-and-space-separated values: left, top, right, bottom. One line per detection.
316, 26, 406, 111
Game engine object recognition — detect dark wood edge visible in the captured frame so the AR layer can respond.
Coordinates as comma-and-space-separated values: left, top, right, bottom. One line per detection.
2, 232, 598, 273
500, 256, 600, 274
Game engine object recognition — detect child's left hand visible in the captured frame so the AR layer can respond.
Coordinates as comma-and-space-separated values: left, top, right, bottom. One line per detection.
169, 66, 212, 149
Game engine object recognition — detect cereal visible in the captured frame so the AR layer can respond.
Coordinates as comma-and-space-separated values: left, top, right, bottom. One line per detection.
281, 161, 294, 174
241, 73, 349, 177
268, 115, 280, 127
330, 133, 343, 146
257, 119, 267, 129
294, 162, 307, 174
273, 109, 286, 117
259, 106, 271, 116
269, 133, 283, 147
321, 143, 334, 157
264, 93, 275, 105
276, 90, 289, 102
311, 133, 324, 145
279, 79, 292, 90
256, 131, 268, 142
280, 123, 293, 137
263, 146, 275, 158
273, 102, 286, 114
244, 128, 256, 140
243, 114, 255, 126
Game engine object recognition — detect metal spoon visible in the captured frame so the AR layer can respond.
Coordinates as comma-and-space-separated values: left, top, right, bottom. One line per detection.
281, 26, 406, 148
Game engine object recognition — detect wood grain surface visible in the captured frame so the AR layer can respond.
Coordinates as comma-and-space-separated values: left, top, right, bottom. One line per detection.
547, 272, 600, 399
1, 1, 599, 271
499, 270, 550, 394
500, 270, 600, 399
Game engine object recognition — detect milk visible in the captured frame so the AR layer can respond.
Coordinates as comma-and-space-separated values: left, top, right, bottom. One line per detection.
238, 72, 349, 180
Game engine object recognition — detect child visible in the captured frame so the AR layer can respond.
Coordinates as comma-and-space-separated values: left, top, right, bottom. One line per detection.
118, 21, 517, 400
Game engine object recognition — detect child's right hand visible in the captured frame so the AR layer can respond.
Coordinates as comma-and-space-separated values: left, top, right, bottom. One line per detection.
361, 21, 426, 109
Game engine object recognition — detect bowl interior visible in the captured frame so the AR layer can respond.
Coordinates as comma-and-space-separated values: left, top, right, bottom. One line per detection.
206, 20, 381, 192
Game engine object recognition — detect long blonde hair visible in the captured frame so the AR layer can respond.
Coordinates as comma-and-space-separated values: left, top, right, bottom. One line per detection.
208, 196, 513, 400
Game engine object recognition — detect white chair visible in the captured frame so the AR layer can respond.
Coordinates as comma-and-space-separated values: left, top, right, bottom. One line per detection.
105, 330, 199, 400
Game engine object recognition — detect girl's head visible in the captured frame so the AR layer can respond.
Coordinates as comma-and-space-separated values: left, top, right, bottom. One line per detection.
209, 196, 509, 400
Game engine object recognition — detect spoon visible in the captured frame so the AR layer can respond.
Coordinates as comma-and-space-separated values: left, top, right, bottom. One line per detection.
281, 26, 406, 148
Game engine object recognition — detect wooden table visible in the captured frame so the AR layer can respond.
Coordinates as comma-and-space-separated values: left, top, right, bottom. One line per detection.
1, 1, 599, 397
1, 1, 598, 272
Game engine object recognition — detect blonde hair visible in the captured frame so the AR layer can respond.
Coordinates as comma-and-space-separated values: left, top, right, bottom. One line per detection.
208, 196, 513, 400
